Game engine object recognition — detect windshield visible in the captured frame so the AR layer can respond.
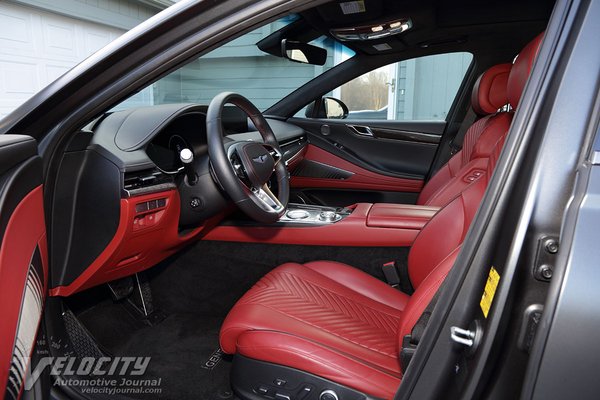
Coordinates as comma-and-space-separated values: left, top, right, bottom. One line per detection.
114, 16, 353, 112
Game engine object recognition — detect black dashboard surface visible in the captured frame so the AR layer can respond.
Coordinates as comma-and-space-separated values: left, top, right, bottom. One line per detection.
89, 103, 305, 173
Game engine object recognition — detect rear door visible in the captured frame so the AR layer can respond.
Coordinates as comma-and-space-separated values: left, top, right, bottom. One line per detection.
0, 135, 49, 399
289, 52, 473, 206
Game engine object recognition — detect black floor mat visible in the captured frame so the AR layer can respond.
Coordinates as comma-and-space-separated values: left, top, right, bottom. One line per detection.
71, 240, 409, 399
76, 300, 233, 400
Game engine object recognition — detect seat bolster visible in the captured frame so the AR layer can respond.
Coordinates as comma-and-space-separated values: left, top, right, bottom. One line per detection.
304, 261, 410, 311
422, 158, 488, 208
398, 247, 461, 340
417, 162, 454, 205
237, 330, 401, 400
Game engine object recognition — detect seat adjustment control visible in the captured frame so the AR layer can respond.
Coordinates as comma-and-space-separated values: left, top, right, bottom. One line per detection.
319, 389, 339, 400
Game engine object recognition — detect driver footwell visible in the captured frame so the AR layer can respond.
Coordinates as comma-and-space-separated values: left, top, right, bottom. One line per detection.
70, 293, 233, 400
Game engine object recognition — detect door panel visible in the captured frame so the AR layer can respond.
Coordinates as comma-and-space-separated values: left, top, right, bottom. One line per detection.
289, 118, 445, 205
0, 135, 48, 400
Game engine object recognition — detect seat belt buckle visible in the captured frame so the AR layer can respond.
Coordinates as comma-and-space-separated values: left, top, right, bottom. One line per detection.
382, 261, 400, 288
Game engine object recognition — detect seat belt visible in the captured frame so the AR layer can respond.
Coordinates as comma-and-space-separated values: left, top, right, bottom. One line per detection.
449, 107, 478, 156
400, 284, 443, 372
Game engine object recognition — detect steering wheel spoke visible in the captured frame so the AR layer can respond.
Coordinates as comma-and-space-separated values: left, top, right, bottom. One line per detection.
227, 144, 250, 182
260, 143, 283, 167
252, 184, 285, 213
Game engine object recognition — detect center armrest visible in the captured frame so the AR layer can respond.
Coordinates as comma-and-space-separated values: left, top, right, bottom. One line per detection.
366, 204, 440, 229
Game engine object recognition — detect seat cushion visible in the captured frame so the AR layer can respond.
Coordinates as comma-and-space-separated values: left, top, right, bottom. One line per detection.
220, 261, 409, 399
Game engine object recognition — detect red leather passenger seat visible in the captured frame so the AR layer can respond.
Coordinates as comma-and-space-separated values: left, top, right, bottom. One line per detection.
220, 34, 544, 400
417, 63, 512, 207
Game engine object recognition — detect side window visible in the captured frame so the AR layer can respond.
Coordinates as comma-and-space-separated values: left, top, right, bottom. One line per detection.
335, 52, 472, 121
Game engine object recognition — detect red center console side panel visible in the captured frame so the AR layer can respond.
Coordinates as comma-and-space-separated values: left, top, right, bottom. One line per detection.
204, 203, 438, 247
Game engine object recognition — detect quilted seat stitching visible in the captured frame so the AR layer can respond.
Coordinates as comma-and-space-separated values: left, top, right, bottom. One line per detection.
239, 269, 401, 357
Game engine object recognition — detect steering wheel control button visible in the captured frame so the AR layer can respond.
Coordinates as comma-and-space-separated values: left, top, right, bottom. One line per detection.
190, 197, 202, 208
319, 390, 339, 400
287, 210, 310, 220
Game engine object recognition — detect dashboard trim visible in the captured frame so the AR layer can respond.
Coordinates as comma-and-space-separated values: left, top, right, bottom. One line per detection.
49, 189, 223, 296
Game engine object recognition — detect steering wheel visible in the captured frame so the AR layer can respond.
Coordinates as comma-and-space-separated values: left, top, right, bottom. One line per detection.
206, 92, 289, 223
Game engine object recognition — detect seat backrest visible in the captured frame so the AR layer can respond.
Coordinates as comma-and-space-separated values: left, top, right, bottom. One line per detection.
417, 63, 512, 207
400, 32, 545, 341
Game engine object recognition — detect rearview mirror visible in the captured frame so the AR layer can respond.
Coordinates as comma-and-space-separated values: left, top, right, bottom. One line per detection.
281, 39, 327, 66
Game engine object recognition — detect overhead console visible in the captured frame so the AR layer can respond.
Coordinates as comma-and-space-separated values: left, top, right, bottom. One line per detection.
204, 203, 440, 247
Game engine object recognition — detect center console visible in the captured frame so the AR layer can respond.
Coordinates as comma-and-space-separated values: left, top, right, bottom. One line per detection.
279, 204, 352, 225
204, 203, 440, 247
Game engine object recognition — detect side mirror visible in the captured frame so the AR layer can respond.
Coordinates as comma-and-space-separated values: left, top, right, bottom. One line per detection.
305, 97, 349, 119
281, 39, 327, 66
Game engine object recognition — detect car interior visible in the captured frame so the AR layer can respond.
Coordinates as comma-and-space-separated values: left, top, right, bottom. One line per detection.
20, 0, 559, 399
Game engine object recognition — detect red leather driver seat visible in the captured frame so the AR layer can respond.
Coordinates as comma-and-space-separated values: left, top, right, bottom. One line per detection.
220, 33, 544, 400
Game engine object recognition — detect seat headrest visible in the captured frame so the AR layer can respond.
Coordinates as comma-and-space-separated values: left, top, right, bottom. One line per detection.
471, 63, 512, 115
508, 32, 545, 109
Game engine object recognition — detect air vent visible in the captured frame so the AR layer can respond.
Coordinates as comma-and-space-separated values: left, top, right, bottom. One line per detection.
123, 169, 176, 197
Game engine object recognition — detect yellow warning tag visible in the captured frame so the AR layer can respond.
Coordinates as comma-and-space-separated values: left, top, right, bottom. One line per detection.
480, 266, 500, 318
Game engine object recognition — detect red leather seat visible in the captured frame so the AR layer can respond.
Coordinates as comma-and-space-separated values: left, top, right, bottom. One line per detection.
417, 63, 512, 207
220, 33, 544, 400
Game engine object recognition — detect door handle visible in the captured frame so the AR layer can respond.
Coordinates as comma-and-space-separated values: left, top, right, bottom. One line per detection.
347, 125, 374, 137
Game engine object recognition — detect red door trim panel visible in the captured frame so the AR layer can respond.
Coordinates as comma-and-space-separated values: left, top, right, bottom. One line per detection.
291, 145, 424, 192
0, 186, 48, 399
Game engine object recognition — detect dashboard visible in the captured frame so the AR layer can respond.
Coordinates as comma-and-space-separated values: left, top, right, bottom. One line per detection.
49, 103, 307, 296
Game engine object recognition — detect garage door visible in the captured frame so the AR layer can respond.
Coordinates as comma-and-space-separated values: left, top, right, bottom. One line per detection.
0, 3, 125, 119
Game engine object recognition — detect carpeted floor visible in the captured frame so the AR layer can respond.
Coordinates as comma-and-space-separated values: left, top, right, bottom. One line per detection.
70, 241, 409, 399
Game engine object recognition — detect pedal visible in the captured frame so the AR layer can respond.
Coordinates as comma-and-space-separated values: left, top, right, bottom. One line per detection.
124, 273, 166, 326
107, 276, 134, 301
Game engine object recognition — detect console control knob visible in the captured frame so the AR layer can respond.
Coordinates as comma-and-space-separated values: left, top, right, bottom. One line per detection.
287, 210, 310, 219
319, 390, 339, 400
319, 211, 337, 222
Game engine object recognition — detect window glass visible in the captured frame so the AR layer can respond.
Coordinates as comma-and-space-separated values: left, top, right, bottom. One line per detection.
335, 52, 472, 121
114, 16, 354, 112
